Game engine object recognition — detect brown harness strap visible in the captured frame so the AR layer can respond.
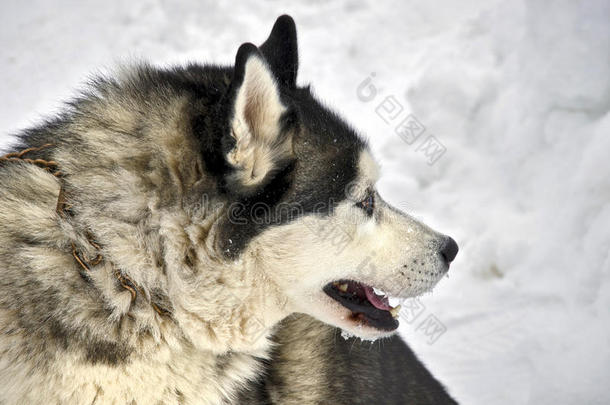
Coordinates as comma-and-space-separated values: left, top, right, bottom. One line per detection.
0, 143, 61, 176
1, 144, 168, 316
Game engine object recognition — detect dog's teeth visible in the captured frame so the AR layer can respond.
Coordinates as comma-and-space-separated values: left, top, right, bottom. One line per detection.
388, 296, 401, 307
338, 283, 348, 292
373, 287, 386, 296
390, 305, 401, 319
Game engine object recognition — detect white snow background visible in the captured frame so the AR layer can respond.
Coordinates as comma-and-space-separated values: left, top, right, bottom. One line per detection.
1, 1, 608, 404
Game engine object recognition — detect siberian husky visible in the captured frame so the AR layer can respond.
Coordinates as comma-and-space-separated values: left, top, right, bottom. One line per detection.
0, 15, 458, 404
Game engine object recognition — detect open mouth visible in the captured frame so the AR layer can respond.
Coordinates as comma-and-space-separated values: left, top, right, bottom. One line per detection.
323, 280, 401, 331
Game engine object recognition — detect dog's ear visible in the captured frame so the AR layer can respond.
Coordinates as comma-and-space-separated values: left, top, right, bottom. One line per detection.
259, 15, 298, 88
224, 43, 294, 196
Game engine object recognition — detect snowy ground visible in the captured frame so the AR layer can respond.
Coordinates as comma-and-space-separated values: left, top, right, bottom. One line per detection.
1, 1, 608, 404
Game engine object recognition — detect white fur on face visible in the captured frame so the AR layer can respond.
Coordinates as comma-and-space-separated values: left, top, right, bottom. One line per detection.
250, 149, 449, 339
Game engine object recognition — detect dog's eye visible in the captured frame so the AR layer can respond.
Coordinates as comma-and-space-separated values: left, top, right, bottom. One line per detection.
356, 192, 375, 216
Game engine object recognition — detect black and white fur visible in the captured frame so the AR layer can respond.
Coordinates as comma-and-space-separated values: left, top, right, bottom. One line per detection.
0, 15, 457, 404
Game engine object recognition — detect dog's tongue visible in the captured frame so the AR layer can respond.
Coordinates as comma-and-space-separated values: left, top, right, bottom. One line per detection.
363, 285, 392, 311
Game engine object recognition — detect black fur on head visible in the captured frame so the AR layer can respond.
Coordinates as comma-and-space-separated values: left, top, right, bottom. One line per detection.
193, 15, 367, 258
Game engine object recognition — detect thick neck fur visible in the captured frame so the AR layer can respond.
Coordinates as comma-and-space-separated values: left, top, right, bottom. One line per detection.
58, 68, 288, 351
0, 66, 288, 404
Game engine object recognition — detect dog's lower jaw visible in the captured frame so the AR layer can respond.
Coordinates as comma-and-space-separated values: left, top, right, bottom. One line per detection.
294, 292, 397, 340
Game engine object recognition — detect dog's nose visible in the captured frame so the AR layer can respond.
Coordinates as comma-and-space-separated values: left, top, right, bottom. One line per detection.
439, 237, 459, 265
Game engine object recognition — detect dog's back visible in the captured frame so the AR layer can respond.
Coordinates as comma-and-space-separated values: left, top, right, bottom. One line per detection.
239, 314, 458, 405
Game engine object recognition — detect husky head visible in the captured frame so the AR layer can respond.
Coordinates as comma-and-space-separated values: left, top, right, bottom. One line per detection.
204, 15, 459, 340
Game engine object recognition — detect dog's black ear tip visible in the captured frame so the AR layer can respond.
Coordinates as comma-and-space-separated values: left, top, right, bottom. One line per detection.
277, 14, 294, 22
235, 42, 260, 63
234, 42, 262, 81
274, 14, 296, 31
260, 15, 298, 88
265, 15, 297, 45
